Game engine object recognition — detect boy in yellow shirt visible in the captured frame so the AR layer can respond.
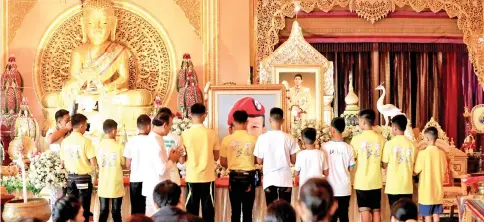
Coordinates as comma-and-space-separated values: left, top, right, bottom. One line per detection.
182, 103, 220, 222
97, 119, 125, 222
220, 110, 257, 222
414, 127, 447, 222
60, 113, 97, 222
382, 115, 416, 207
350, 109, 385, 222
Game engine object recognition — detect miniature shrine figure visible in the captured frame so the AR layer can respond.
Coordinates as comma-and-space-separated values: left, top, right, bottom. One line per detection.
176, 53, 203, 117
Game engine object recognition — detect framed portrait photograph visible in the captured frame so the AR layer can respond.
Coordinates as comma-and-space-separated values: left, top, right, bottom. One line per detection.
272, 64, 324, 122
207, 85, 288, 140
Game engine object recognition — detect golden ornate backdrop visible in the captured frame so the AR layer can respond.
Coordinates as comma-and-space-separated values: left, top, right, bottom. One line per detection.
255, 0, 484, 86
33, 1, 177, 106
175, 0, 202, 39
7, 0, 36, 45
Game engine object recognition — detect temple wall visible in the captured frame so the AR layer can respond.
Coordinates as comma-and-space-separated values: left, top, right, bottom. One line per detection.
219, 0, 250, 85
6, 0, 203, 127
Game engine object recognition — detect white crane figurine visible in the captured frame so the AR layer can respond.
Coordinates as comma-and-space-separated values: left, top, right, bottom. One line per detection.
375, 82, 404, 126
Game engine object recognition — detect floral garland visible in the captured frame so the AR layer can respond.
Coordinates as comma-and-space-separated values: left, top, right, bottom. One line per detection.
28, 151, 68, 190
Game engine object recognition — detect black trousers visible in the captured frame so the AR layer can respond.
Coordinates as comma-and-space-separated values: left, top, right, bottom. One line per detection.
99, 197, 123, 222
229, 171, 256, 222
264, 186, 292, 206
332, 196, 351, 222
129, 182, 146, 215
388, 194, 413, 207
65, 174, 92, 222
186, 181, 215, 222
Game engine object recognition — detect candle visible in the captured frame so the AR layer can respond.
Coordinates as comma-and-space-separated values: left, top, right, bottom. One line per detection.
15, 155, 28, 203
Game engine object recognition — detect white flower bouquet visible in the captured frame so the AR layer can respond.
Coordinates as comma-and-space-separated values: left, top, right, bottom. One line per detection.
28, 151, 67, 190
171, 116, 192, 136
0, 175, 41, 194
291, 120, 330, 148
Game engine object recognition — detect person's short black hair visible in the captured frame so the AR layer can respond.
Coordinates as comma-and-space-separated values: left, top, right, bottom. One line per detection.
299, 178, 335, 221
103, 119, 118, 134
17, 217, 42, 222
52, 195, 82, 222
359, 109, 376, 126
190, 103, 206, 116
153, 180, 181, 208
152, 112, 171, 127
424, 126, 438, 142
301, 128, 317, 144
391, 115, 407, 131
269, 107, 284, 123
55, 109, 69, 123
157, 107, 173, 116
294, 74, 303, 80
331, 117, 345, 133
70, 114, 87, 128
233, 110, 249, 124
137, 114, 151, 130
391, 198, 418, 221
265, 200, 296, 222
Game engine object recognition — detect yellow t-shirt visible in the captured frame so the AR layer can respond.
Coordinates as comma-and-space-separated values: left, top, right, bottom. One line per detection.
181, 124, 219, 183
60, 132, 96, 175
96, 139, 125, 198
350, 130, 386, 190
220, 130, 256, 171
414, 145, 447, 205
382, 135, 416, 194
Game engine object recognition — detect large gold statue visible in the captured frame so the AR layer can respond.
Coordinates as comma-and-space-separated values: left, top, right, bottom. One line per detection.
42, 0, 152, 135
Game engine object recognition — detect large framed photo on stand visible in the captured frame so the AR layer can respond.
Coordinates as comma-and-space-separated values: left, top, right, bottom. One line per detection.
206, 85, 288, 139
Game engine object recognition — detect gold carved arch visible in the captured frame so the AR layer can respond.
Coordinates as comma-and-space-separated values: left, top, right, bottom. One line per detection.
255, 0, 484, 86
33, 1, 177, 106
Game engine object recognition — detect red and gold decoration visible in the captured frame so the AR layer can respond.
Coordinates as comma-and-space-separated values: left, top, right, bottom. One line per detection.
177, 53, 203, 117
1, 55, 23, 116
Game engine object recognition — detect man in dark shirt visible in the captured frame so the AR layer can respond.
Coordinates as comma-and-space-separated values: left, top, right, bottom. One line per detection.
151, 180, 204, 222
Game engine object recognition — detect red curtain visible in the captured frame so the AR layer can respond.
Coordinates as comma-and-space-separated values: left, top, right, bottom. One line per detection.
308, 43, 482, 147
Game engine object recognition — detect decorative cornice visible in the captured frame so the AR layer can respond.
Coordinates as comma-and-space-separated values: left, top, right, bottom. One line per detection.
7, 0, 36, 45
174, 0, 201, 39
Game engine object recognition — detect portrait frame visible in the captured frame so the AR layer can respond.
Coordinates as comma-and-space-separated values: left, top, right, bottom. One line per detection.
207, 85, 288, 139
272, 64, 325, 122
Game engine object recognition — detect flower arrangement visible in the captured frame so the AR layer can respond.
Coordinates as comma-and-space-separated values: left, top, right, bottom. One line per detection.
28, 151, 67, 190
0, 175, 41, 194
291, 120, 330, 147
215, 162, 228, 178
171, 115, 192, 136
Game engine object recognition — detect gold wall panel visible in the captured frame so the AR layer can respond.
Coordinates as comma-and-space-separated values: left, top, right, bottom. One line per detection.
33, 1, 177, 106
175, 0, 201, 39
7, 0, 36, 45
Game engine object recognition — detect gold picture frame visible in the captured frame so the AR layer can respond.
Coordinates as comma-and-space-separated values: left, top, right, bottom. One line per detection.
272, 64, 327, 123
207, 85, 288, 139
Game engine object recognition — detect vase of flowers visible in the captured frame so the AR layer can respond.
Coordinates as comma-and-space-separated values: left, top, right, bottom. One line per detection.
28, 151, 67, 211
171, 115, 192, 136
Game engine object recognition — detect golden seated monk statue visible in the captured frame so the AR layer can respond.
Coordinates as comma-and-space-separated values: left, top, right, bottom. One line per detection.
41, 0, 152, 135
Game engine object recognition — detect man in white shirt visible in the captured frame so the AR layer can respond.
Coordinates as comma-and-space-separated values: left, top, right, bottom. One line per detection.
158, 107, 186, 185
253, 107, 299, 206
322, 117, 356, 222
141, 112, 181, 216
123, 114, 151, 215
46, 109, 72, 152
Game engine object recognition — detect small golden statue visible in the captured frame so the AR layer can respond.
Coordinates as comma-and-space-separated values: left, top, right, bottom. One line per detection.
42, 0, 152, 134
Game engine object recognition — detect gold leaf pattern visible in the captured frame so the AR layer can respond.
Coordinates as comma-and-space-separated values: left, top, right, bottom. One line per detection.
7, 0, 37, 45
174, 0, 201, 39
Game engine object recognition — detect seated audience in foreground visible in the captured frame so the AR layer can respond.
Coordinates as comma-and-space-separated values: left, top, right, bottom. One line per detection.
52, 195, 85, 222
265, 200, 297, 222
151, 180, 204, 222
127, 214, 155, 222
391, 198, 418, 222
295, 178, 337, 222
16, 217, 42, 222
